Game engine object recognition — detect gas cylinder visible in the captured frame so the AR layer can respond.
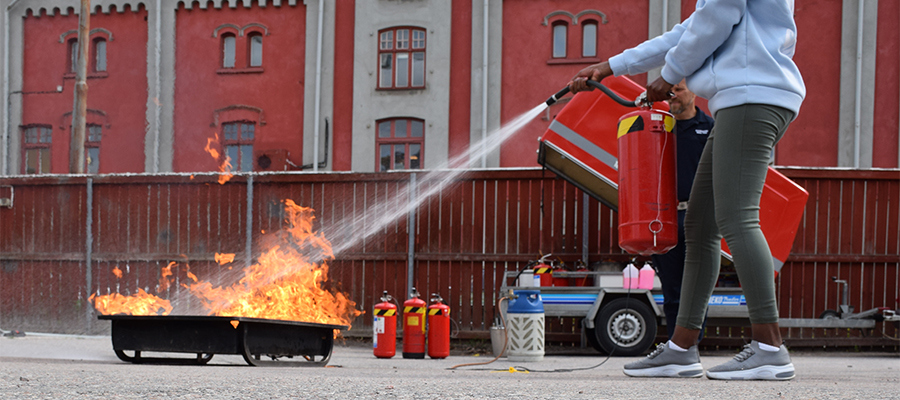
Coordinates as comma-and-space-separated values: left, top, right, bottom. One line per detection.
402, 287, 427, 359
617, 105, 678, 256
427, 293, 450, 359
373, 290, 397, 358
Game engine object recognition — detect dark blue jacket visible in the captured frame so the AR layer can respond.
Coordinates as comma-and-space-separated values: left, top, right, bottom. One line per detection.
676, 107, 714, 202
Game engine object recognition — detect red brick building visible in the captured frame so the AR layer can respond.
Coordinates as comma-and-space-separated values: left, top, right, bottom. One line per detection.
1, 0, 897, 175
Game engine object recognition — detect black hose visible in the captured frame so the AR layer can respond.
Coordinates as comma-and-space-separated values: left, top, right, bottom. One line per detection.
545, 80, 640, 108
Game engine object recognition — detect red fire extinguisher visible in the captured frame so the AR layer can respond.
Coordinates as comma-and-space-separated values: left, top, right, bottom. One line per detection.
402, 287, 426, 359
533, 254, 553, 287
373, 290, 397, 359
427, 293, 450, 359
616, 97, 678, 256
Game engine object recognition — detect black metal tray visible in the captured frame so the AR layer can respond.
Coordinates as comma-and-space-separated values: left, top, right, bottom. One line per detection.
99, 315, 347, 367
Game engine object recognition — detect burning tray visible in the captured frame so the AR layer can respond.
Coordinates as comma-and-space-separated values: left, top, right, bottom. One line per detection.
99, 315, 347, 367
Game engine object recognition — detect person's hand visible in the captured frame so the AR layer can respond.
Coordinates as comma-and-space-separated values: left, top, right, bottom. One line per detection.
646, 76, 675, 103
569, 61, 613, 93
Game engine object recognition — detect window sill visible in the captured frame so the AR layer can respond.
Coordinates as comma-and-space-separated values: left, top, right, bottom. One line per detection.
63, 72, 110, 79
217, 67, 265, 75
546, 57, 602, 65
376, 86, 426, 91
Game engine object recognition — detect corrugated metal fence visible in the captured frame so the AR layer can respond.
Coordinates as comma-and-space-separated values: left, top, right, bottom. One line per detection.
0, 168, 897, 348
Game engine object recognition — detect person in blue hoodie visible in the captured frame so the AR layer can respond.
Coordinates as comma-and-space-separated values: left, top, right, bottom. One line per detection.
570, 0, 804, 380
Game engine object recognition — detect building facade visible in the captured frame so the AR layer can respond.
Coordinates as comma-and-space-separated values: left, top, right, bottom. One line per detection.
1, 0, 897, 176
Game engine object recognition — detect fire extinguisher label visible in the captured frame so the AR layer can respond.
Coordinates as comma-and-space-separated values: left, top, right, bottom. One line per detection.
374, 316, 385, 334
407, 316, 420, 326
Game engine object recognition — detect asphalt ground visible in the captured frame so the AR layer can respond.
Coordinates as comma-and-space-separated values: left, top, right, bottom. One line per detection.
0, 334, 898, 399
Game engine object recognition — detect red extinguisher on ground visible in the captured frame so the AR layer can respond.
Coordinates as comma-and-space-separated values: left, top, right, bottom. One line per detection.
427, 293, 450, 359
402, 287, 426, 359
373, 290, 397, 358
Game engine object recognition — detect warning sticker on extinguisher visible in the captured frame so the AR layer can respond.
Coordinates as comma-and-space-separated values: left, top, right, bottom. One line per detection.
374, 316, 385, 334
407, 316, 420, 326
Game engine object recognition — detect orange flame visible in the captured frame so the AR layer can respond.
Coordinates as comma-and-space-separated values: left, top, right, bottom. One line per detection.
204, 133, 234, 184
89, 289, 173, 316
112, 266, 123, 279
89, 200, 361, 331
215, 253, 235, 265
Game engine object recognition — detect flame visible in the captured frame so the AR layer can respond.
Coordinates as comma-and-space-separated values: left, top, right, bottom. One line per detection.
215, 253, 235, 265
112, 266, 122, 279
89, 289, 173, 316
89, 200, 362, 331
204, 133, 234, 184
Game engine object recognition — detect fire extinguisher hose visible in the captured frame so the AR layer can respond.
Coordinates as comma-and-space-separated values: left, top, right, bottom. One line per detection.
546, 80, 640, 108
448, 296, 510, 369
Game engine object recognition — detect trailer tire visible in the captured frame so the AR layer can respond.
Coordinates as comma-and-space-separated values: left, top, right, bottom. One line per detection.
592, 297, 657, 357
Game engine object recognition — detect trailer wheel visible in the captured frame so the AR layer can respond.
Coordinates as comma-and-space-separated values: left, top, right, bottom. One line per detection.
592, 297, 657, 357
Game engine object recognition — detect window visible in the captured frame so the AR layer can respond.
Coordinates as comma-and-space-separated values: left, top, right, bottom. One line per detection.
378, 27, 426, 89
222, 34, 236, 69
222, 121, 254, 171
552, 23, 567, 58
582, 22, 597, 58
85, 124, 102, 173
249, 33, 263, 67
22, 126, 52, 174
376, 118, 424, 171
93, 38, 107, 72
68, 39, 79, 73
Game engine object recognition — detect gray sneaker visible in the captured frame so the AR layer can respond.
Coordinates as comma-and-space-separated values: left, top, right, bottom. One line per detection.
623, 342, 703, 378
705, 341, 795, 380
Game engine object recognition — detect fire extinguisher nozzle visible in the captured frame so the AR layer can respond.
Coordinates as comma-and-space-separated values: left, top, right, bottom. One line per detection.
546, 86, 571, 106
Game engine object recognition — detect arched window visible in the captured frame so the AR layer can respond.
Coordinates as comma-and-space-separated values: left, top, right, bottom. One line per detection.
222, 121, 255, 171
378, 27, 426, 89
85, 124, 102, 173
552, 23, 567, 58
376, 118, 424, 171
248, 33, 263, 67
68, 38, 79, 73
582, 22, 597, 58
93, 38, 107, 72
22, 125, 52, 174
222, 34, 236, 69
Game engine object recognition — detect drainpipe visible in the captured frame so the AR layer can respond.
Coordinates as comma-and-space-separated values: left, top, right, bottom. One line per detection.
152, 0, 161, 173
480, 0, 488, 168
3, 0, 25, 176
853, 0, 863, 169
312, 0, 323, 171
661, 0, 668, 33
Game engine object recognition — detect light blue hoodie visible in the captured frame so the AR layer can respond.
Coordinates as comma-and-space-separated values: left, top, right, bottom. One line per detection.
608, 0, 806, 118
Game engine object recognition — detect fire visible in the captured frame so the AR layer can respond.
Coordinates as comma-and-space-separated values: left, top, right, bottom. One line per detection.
204, 133, 234, 184
89, 200, 361, 330
89, 289, 173, 316
112, 266, 122, 278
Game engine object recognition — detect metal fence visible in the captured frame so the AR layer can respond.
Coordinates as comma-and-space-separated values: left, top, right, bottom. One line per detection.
0, 168, 897, 348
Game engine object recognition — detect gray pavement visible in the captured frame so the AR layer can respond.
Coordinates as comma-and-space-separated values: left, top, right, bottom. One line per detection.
0, 334, 898, 399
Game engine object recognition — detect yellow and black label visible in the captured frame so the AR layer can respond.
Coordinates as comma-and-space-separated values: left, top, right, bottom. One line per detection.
617, 115, 644, 138
404, 306, 425, 314
374, 308, 396, 317
664, 115, 675, 133
533, 267, 552, 274
428, 308, 450, 316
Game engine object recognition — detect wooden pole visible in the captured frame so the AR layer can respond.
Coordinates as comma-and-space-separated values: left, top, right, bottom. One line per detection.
69, 0, 90, 173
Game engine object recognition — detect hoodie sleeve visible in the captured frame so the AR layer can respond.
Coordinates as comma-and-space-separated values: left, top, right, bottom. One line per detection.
608, 21, 687, 77
660, 0, 747, 84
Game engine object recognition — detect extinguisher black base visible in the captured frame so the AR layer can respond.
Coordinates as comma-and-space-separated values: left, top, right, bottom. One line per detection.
402, 352, 425, 359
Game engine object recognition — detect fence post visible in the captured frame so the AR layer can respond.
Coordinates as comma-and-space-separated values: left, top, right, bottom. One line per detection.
407, 173, 416, 297
85, 177, 93, 332
245, 174, 254, 269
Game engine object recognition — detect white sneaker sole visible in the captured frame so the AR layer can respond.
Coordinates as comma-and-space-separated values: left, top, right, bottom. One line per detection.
705, 363, 795, 380
624, 363, 704, 378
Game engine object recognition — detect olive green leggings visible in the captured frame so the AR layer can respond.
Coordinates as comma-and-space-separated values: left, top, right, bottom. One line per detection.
677, 104, 795, 329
